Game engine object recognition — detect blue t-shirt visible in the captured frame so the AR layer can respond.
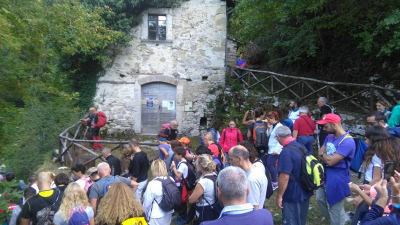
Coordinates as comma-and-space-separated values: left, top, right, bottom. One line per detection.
278, 141, 313, 203
88, 175, 131, 200
323, 133, 356, 169
158, 144, 173, 160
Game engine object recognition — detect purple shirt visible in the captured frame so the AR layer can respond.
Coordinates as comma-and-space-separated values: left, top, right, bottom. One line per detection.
323, 133, 356, 206
323, 133, 355, 169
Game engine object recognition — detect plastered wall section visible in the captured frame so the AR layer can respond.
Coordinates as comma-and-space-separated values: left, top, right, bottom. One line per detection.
94, 0, 227, 135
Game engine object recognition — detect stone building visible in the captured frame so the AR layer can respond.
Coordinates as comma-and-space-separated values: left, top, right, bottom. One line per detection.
94, 0, 229, 136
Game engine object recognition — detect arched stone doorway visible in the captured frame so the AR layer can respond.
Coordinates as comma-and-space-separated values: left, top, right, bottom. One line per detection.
141, 82, 177, 134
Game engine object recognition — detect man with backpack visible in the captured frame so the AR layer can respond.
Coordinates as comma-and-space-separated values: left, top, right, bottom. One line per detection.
20, 171, 62, 225
251, 108, 269, 158
275, 126, 313, 225
158, 120, 179, 141
89, 162, 138, 212
229, 145, 268, 209
316, 113, 356, 225
170, 146, 196, 225
81, 106, 107, 151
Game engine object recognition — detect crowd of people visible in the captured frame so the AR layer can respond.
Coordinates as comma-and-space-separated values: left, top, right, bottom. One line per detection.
4, 95, 400, 225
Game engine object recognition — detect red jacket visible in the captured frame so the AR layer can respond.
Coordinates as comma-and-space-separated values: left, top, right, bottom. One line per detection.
219, 127, 243, 153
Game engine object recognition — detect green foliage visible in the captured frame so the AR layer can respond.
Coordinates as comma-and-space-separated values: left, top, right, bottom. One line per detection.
0, 181, 22, 223
231, 0, 400, 80
214, 75, 268, 129
0, 0, 183, 179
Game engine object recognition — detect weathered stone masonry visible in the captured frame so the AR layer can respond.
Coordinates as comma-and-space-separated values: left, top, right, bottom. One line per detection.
94, 0, 227, 136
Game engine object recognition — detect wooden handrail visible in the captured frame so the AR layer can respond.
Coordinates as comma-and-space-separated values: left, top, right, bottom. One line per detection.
233, 66, 398, 91
59, 134, 158, 146
58, 121, 159, 167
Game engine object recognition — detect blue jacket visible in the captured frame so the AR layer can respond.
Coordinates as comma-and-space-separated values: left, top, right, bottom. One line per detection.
361, 204, 400, 225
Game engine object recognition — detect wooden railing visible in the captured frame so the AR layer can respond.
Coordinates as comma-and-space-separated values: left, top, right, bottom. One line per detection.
58, 122, 157, 167
229, 66, 399, 112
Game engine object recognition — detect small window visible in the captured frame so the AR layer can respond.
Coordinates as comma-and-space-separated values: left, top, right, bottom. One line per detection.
148, 14, 167, 41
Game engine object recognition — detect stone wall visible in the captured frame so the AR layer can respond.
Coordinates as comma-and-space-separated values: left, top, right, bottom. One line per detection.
94, 0, 227, 136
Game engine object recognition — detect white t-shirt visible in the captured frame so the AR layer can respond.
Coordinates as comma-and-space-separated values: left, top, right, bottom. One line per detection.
143, 176, 174, 219
197, 173, 217, 207
246, 166, 268, 209
268, 122, 283, 154
363, 154, 383, 183
253, 160, 266, 174
53, 206, 94, 225
176, 160, 188, 187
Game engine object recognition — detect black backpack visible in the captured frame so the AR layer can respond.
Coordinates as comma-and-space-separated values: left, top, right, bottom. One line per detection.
254, 159, 274, 199
35, 189, 61, 225
202, 175, 223, 217
155, 177, 181, 211
178, 161, 197, 191
253, 122, 268, 148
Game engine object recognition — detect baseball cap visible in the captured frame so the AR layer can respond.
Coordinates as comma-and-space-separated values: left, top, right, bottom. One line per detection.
317, 113, 341, 125
179, 137, 191, 145
86, 167, 98, 176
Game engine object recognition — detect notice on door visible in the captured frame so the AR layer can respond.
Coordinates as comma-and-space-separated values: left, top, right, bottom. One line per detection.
162, 100, 175, 111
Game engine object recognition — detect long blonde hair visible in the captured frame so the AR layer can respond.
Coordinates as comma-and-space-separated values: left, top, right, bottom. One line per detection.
58, 182, 90, 220
95, 182, 143, 224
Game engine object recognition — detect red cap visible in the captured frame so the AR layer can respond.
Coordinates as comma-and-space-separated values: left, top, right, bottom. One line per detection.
317, 113, 341, 125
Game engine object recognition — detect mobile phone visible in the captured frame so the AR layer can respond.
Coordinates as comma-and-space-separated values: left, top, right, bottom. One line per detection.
384, 161, 398, 181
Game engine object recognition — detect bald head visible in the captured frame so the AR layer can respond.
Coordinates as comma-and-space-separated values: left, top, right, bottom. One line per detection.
97, 162, 111, 178
37, 171, 54, 191
170, 120, 178, 129
228, 145, 252, 169
229, 145, 250, 160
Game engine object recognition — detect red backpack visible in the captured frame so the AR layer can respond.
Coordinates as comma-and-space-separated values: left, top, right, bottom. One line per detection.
96, 111, 107, 128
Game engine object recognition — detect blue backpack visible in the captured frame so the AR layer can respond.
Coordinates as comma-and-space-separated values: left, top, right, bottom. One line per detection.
350, 138, 368, 173
68, 208, 89, 225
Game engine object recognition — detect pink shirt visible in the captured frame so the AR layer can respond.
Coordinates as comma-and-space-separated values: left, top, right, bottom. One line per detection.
219, 128, 243, 153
